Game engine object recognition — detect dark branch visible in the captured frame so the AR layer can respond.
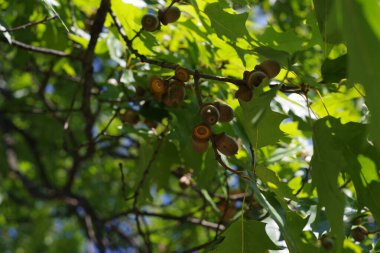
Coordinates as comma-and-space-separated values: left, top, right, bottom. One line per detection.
0, 36, 77, 58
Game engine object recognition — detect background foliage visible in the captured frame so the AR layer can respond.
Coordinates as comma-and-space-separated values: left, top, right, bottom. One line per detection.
1, 0, 380, 252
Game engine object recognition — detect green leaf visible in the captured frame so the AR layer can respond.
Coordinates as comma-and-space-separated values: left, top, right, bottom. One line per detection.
236, 87, 286, 148
259, 27, 304, 54
256, 165, 297, 202
313, 0, 343, 43
255, 46, 290, 67
339, 0, 380, 152
311, 117, 347, 252
204, 2, 249, 41
321, 54, 347, 83
213, 219, 279, 253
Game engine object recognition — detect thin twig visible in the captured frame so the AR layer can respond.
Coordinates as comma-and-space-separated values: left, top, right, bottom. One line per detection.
132, 128, 167, 251
193, 70, 203, 107
215, 172, 230, 236
4, 15, 58, 32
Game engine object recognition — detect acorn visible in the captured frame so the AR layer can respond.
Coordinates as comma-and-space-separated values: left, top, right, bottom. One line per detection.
235, 85, 253, 102
121, 109, 139, 125
247, 70, 268, 88
141, 14, 160, 32
158, 6, 181, 25
163, 80, 186, 106
192, 123, 212, 142
243, 70, 251, 82
351, 225, 368, 242
200, 104, 220, 125
256, 60, 281, 79
320, 234, 333, 251
192, 138, 209, 153
214, 101, 234, 122
215, 133, 239, 156
175, 66, 190, 82
149, 76, 167, 94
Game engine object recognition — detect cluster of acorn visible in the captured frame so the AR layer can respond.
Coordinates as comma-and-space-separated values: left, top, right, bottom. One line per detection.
149, 66, 190, 106
192, 102, 239, 156
319, 225, 369, 251
235, 59, 281, 102
141, 5, 181, 32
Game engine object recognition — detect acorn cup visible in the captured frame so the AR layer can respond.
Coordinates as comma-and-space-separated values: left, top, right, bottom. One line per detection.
163, 80, 186, 107
158, 6, 181, 25
175, 66, 191, 82
200, 104, 220, 125
141, 14, 160, 32
214, 133, 239, 156
351, 225, 368, 242
214, 101, 234, 123
149, 76, 168, 94
192, 123, 212, 153
121, 109, 139, 125
247, 70, 268, 88
192, 123, 212, 142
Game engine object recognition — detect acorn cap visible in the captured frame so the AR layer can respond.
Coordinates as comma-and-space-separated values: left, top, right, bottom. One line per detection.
121, 109, 139, 125
215, 133, 239, 156
351, 225, 368, 242
200, 104, 220, 125
192, 123, 212, 142
256, 59, 281, 79
247, 70, 268, 88
163, 80, 186, 106
175, 66, 191, 82
149, 76, 168, 94
141, 14, 159, 32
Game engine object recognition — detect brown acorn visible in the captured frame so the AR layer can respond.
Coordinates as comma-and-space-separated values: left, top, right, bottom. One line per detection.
175, 66, 190, 82
256, 60, 281, 79
235, 85, 253, 102
158, 6, 181, 25
215, 133, 239, 156
192, 138, 209, 153
192, 123, 212, 142
121, 109, 139, 125
149, 76, 167, 94
163, 80, 186, 106
243, 70, 251, 82
214, 101, 234, 122
247, 70, 268, 88
320, 234, 333, 251
200, 104, 220, 125
351, 225, 368, 242
141, 14, 160, 32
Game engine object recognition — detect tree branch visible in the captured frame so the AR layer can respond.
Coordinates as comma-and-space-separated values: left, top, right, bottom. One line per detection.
0, 36, 77, 58
3, 15, 58, 32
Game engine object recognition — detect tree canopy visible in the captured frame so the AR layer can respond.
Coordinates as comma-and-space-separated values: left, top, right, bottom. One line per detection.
1, 0, 380, 252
